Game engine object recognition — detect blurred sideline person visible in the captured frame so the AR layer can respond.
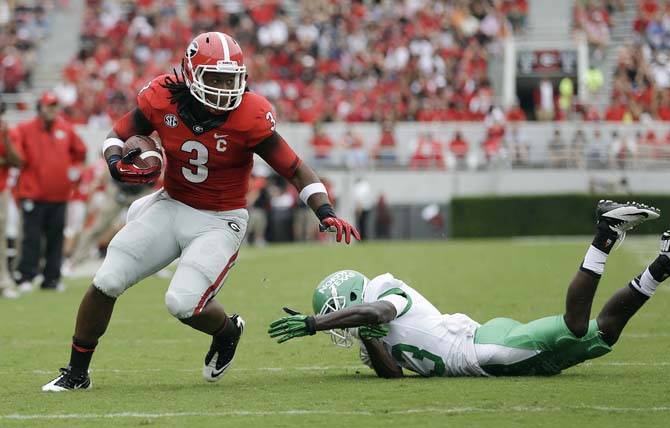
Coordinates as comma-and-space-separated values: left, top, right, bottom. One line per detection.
64, 155, 157, 273
5, 169, 21, 273
42, 32, 360, 391
0, 99, 23, 298
269, 201, 667, 378
65, 178, 155, 272
13, 92, 87, 292
352, 177, 374, 241
245, 174, 269, 246
373, 195, 392, 240
63, 163, 92, 262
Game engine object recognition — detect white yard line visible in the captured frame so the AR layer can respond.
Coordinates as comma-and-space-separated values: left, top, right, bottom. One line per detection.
4, 331, 668, 348
3, 406, 670, 420
4, 361, 669, 376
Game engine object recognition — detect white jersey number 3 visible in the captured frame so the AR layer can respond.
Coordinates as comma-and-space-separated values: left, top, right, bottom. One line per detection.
181, 140, 209, 183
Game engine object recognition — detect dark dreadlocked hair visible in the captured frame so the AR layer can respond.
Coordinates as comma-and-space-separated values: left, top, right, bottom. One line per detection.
158, 62, 209, 127
160, 62, 191, 105
157, 61, 231, 133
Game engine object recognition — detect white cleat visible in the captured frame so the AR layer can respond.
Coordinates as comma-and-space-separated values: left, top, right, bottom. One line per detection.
1, 287, 20, 299
18, 281, 34, 293
42, 367, 91, 392
597, 200, 660, 244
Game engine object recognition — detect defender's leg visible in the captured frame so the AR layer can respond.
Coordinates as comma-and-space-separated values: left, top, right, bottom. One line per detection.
564, 200, 659, 337
597, 231, 670, 345
475, 315, 612, 376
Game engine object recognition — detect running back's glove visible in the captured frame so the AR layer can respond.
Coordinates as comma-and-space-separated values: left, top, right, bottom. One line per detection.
319, 217, 361, 244
108, 148, 160, 184
315, 203, 361, 244
268, 307, 317, 343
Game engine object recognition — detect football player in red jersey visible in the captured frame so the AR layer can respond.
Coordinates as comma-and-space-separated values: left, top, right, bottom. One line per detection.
42, 32, 360, 391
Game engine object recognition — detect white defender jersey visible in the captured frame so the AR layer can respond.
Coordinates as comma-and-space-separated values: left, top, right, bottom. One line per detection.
359, 273, 487, 377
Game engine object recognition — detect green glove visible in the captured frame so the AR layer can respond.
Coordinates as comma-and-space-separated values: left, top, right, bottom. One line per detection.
268, 307, 317, 343
352, 324, 389, 340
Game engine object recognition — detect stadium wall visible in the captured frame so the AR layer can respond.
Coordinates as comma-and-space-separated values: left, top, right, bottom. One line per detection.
77, 122, 670, 167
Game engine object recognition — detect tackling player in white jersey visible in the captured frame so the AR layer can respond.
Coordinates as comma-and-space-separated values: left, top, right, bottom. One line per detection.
269, 200, 669, 378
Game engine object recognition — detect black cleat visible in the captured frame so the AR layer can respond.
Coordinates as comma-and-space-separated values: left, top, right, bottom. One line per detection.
203, 314, 245, 382
41, 366, 91, 392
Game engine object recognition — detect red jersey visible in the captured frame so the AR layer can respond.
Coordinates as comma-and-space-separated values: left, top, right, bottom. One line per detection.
13, 117, 87, 201
133, 75, 298, 210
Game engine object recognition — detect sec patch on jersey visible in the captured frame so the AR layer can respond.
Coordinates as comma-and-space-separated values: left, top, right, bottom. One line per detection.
123, 135, 163, 171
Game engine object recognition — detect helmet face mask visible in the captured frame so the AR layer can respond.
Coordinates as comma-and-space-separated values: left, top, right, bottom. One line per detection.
182, 32, 246, 111
312, 270, 369, 348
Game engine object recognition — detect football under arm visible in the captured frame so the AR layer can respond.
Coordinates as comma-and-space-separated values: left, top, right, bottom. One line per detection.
314, 301, 397, 331
361, 338, 404, 379
103, 108, 155, 159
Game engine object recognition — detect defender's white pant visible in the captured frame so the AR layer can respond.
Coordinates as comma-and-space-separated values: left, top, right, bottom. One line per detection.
93, 189, 248, 319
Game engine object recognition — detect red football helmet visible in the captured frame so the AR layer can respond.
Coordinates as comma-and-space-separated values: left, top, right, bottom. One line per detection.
182, 32, 246, 111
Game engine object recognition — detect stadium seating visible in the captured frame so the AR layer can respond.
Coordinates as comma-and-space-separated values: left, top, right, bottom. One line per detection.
0, 0, 52, 108
60, 0, 528, 125
605, 0, 670, 123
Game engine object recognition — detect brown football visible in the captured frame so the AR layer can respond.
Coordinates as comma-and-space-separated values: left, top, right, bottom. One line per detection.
123, 135, 163, 171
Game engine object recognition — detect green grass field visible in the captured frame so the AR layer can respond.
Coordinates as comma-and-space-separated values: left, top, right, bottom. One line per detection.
1, 237, 669, 427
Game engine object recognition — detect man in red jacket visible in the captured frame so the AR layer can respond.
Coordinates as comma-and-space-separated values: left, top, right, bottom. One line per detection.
13, 92, 87, 291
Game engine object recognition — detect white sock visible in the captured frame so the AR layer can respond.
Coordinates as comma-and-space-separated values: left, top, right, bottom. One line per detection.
582, 245, 608, 276
631, 269, 660, 298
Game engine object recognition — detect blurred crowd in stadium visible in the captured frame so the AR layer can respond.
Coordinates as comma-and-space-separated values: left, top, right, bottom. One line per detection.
7, 0, 528, 123
3, 1, 670, 125
2, 0, 670, 298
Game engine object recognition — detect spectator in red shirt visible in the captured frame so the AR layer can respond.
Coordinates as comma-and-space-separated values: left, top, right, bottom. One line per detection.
12, 92, 87, 292
448, 131, 469, 170
506, 103, 527, 122
341, 128, 368, 170
582, 105, 601, 121
0, 99, 23, 299
372, 120, 397, 167
604, 101, 627, 121
638, 129, 660, 161
310, 122, 335, 168
410, 132, 445, 170
656, 89, 670, 121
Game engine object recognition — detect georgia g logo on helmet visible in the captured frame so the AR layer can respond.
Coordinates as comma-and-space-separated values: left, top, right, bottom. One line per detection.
186, 40, 199, 59
182, 32, 246, 111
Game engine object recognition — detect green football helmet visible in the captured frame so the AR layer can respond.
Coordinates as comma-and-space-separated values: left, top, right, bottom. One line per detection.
312, 270, 369, 347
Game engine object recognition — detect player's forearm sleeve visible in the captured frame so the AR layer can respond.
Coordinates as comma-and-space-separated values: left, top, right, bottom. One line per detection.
253, 132, 302, 178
